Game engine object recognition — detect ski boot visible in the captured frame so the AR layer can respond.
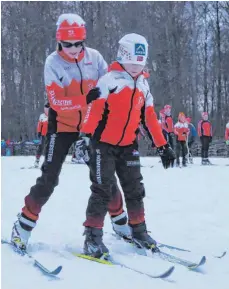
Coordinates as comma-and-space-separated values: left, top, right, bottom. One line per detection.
130, 222, 158, 252
11, 213, 36, 253
189, 156, 193, 164
83, 227, 109, 259
205, 158, 212, 165
201, 158, 207, 165
71, 157, 77, 164
111, 211, 132, 241
182, 158, 187, 167
176, 160, 180, 167
34, 159, 39, 168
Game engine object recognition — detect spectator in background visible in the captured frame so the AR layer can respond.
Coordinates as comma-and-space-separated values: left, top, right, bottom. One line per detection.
174, 112, 190, 167
161, 105, 174, 149
1, 138, 6, 156
186, 117, 197, 164
198, 112, 213, 165
34, 102, 49, 168
225, 121, 229, 157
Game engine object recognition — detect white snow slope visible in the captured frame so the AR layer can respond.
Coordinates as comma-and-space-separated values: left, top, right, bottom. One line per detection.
1, 156, 229, 289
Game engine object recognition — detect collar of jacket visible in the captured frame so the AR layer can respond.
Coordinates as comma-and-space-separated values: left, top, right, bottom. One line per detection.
57, 49, 85, 63
108, 61, 150, 79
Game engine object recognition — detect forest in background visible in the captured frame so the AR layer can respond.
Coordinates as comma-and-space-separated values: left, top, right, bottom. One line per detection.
1, 1, 229, 140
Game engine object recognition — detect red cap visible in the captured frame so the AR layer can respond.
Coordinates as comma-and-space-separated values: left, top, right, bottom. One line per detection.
56, 14, 86, 41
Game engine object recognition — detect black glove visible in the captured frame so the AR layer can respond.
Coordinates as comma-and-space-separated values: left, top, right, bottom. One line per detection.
86, 87, 101, 105
76, 133, 92, 164
37, 132, 41, 138
157, 144, 176, 169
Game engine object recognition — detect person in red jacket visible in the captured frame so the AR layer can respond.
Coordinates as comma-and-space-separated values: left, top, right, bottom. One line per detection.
79, 33, 175, 258
162, 104, 174, 149
11, 13, 128, 252
174, 112, 190, 167
34, 102, 49, 168
225, 121, 229, 157
198, 112, 212, 165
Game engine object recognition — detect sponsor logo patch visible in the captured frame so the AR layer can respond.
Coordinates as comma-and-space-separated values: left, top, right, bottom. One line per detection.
135, 44, 146, 56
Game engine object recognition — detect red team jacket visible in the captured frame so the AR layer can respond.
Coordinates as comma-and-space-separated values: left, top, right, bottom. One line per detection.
81, 62, 166, 147
225, 122, 229, 141
198, 120, 212, 137
44, 47, 107, 132
174, 121, 189, 141
37, 113, 48, 136
162, 115, 174, 133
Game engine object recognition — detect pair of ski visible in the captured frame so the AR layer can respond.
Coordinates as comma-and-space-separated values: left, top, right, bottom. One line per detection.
3, 237, 221, 280
2, 239, 173, 279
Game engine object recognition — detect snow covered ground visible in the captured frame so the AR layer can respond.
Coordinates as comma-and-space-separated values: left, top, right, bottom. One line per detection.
1, 156, 229, 289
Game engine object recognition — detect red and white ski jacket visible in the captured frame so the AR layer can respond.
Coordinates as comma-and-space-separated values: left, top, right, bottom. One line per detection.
45, 47, 107, 132
81, 62, 166, 147
174, 121, 189, 141
162, 115, 174, 133
198, 120, 212, 137
225, 122, 229, 141
37, 113, 48, 136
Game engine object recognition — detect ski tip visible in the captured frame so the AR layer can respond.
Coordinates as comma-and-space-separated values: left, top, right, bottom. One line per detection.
188, 256, 206, 270
159, 266, 175, 279
215, 251, 227, 259
199, 256, 206, 266
50, 265, 63, 275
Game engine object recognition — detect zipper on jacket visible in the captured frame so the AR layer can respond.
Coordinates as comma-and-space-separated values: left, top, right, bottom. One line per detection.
77, 111, 82, 131
75, 60, 83, 132
117, 81, 137, 145
75, 59, 84, 95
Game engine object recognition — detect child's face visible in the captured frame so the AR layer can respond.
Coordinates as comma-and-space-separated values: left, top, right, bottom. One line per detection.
60, 40, 83, 59
164, 108, 171, 116
179, 115, 186, 123
123, 63, 144, 77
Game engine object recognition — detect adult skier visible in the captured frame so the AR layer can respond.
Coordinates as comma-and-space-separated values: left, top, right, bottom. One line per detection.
11, 13, 129, 251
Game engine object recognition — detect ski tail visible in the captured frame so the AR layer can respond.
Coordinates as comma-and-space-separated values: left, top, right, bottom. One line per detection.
1, 239, 62, 276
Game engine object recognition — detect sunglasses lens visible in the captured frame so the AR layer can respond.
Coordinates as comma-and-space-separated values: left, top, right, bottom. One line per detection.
61, 41, 83, 48
74, 42, 83, 48
61, 42, 73, 48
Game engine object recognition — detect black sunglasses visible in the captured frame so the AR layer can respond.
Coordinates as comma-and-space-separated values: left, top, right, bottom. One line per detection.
60, 41, 83, 48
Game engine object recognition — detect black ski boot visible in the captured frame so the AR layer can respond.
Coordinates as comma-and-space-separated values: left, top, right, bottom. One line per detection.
182, 158, 187, 167
201, 158, 207, 165
176, 159, 180, 167
131, 222, 158, 252
83, 227, 109, 259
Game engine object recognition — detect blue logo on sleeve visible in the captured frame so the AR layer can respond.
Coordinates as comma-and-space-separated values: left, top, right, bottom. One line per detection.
135, 44, 146, 56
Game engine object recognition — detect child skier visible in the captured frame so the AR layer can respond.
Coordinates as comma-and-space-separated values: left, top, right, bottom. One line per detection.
198, 112, 213, 165
174, 113, 190, 167
79, 33, 175, 258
